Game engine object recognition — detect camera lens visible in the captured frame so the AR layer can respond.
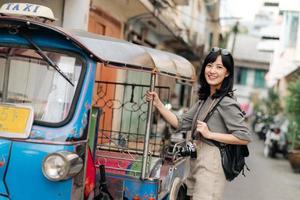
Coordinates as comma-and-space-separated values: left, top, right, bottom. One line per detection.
178, 142, 197, 159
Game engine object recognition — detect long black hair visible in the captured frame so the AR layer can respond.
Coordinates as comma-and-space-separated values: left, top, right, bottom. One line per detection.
198, 50, 234, 100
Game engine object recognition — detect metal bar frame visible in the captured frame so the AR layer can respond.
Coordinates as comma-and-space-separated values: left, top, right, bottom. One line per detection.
141, 72, 156, 179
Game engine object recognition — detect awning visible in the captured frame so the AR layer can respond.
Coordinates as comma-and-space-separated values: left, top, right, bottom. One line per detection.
71, 30, 195, 81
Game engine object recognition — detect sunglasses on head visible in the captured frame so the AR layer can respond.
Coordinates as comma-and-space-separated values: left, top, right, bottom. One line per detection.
211, 47, 231, 55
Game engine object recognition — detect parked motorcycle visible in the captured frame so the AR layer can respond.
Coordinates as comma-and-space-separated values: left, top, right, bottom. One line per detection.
264, 124, 288, 158
253, 113, 271, 141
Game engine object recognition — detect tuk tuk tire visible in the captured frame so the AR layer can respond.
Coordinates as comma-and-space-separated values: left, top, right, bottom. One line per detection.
169, 177, 187, 200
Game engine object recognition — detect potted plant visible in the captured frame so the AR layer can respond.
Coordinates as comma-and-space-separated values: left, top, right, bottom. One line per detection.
286, 121, 300, 172
285, 76, 300, 173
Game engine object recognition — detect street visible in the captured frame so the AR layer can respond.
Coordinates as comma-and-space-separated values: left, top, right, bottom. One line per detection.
1, 1, 300, 199
224, 135, 300, 200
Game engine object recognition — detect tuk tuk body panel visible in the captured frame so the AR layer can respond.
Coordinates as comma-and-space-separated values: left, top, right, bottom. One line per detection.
160, 159, 189, 200
105, 173, 159, 200
0, 19, 97, 199
0, 139, 11, 196
5, 142, 75, 200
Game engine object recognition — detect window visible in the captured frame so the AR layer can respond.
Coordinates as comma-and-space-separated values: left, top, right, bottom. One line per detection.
236, 67, 248, 85
0, 47, 83, 123
284, 12, 299, 48
254, 69, 266, 88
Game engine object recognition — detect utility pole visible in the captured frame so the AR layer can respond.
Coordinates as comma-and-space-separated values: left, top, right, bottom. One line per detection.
231, 21, 239, 55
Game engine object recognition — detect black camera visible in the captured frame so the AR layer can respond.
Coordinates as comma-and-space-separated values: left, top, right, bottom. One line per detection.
179, 141, 197, 159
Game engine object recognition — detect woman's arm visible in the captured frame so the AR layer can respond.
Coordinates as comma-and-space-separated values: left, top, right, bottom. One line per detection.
196, 121, 249, 145
210, 132, 249, 145
146, 91, 179, 129
146, 91, 200, 131
155, 100, 179, 129
196, 96, 251, 145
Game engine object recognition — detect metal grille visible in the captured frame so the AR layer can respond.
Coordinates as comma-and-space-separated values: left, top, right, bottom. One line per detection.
94, 80, 170, 175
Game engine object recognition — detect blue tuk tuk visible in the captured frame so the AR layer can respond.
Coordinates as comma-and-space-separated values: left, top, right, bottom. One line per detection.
0, 3, 196, 200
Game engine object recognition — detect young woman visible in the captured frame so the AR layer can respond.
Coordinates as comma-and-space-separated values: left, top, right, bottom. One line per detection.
146, 47, 251, 200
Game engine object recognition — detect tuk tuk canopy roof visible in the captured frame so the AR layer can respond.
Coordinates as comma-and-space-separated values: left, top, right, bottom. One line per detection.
0, 17, 196, 81
70, 30, 195, 81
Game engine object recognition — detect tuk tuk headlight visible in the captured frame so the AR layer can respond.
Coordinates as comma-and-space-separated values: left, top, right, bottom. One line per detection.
42, 151, 83, 181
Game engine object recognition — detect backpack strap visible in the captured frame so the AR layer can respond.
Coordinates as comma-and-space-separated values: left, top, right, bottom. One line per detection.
191, 95, 226, 140
202, 94, 226, 147
203, 95, 226, 123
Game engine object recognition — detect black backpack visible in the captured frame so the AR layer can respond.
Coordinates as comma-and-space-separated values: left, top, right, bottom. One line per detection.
212, 141, 249, 181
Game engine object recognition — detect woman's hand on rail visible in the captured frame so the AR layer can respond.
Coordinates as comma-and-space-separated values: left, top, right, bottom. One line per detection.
146, 91, 179, 129
145, 91, 163, 108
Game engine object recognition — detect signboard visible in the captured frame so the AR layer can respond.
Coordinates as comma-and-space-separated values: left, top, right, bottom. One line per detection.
0, 3, 56, 21
0, 104, 34, 139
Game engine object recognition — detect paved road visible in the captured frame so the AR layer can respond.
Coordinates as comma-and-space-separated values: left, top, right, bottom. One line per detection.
224, 135, 300, 200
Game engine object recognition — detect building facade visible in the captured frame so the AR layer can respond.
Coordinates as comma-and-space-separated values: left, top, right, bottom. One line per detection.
227, 33, 271, 116
0, 0, 223, 65
267, 0, 300, 105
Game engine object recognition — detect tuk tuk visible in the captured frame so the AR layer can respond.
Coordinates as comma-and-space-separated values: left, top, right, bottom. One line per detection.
0, 3, 196, 200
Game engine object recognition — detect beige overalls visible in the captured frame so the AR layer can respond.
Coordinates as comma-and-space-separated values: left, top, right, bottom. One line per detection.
174, 96, 251, 200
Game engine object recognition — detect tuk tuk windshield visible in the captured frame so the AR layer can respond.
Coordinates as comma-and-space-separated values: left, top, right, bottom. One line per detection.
0, 46, 83, 123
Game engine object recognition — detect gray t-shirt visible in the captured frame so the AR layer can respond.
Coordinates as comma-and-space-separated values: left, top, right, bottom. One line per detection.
173, 96, 252, 145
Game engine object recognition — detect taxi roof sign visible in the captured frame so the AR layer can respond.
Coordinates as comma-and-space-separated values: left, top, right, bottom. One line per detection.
0, 3, 56, 21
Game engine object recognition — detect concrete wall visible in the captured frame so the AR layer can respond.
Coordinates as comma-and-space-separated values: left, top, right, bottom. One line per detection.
63, 0, 90, 30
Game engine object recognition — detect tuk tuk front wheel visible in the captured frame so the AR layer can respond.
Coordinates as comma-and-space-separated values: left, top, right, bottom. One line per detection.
169, 178, 188, 200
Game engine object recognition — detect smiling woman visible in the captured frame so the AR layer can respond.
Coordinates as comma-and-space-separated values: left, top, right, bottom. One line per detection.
204, 57, 229, 93
146, 47, 251, 200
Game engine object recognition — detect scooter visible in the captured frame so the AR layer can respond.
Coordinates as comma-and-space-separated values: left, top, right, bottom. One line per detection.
264, 125, 288, 158
253, 114, 270, 141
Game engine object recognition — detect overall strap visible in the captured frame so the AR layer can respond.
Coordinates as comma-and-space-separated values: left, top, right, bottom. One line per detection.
190, 100, 203, 135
